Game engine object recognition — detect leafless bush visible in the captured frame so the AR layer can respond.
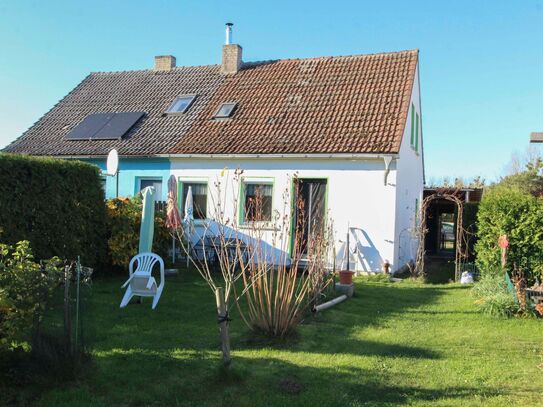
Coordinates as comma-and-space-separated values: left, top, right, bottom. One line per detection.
175, 171, 335, 352
234, 178, 334, 337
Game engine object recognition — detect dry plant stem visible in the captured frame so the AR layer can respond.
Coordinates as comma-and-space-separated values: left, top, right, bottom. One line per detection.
176, 171, 334, 346
234, 178, 334, 337
512, 266, 527, 312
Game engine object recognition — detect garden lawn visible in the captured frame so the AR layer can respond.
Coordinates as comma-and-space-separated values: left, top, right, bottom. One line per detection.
11, 272, 543, 406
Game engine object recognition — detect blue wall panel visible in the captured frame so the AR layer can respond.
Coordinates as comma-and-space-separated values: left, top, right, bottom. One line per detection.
86, 158, 170, 200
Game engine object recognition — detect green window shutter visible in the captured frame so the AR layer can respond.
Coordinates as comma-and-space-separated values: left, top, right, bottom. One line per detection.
415, 113, 419, 153
410, 104, 415, 146
238, 180, 245, 224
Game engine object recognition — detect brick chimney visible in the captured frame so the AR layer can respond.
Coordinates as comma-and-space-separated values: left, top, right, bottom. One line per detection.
154, 55, 176, 71
221, 23, 242, 74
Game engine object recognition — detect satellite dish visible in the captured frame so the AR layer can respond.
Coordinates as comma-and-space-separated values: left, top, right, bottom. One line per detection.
106, 149, 119, 176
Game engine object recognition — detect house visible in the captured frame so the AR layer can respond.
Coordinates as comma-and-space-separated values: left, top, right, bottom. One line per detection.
3, 25, 425, 273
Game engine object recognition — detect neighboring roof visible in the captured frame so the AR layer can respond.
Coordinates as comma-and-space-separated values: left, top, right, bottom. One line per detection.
3, 49, 419, 157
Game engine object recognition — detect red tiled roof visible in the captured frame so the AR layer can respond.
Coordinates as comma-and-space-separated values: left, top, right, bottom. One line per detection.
3, 49, 418, 156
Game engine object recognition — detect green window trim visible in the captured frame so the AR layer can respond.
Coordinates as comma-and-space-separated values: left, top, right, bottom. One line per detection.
415, 112, 420, 153
178, 178, 209, 220
410, 103, 415, 146
238, 178, 275, 225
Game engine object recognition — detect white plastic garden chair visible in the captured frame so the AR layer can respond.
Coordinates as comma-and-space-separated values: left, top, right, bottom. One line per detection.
120, 252, 165, 310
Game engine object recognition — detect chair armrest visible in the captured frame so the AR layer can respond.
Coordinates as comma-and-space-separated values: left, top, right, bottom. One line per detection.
146, 277, 155, 290
121, 274, 135, 288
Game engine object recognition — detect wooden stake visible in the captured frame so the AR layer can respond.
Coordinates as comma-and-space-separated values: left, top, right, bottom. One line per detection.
63, 264, 72, 354
215, 287, 231, 368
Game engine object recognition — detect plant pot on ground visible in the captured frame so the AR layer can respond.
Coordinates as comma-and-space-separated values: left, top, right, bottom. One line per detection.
339, 270, 354, 285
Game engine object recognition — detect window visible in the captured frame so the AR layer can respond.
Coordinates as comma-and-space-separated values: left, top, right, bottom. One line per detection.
242, 182, 273, 223
410, 103, 415, 148
410, 103, 420, 153
139, 178, 163, 201
214, 102, 237, 118
415, 112, 420, 153
182, 182, 208, 220
165, 95, 196, 114
100, 177, 107, 193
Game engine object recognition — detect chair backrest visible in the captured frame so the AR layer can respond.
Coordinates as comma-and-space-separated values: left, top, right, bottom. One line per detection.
129, 253, 165, 290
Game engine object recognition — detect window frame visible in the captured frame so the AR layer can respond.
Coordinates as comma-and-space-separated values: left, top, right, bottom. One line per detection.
213, 102, 237, 119
137, 177, 163, 201
178, 178, 209, 222
410, 103, 420, 154
165, 94, 197, 115
238, 177, 274, 226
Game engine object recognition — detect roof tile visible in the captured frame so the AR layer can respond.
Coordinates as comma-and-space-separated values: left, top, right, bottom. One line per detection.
4, 50, 418, 156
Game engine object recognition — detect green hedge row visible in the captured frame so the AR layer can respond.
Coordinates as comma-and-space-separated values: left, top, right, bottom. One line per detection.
476, 181, 543, 280
0, 154, 107, 267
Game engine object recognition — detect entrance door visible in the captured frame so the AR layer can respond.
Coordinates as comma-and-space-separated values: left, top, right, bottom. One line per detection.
292, 179, 327, 257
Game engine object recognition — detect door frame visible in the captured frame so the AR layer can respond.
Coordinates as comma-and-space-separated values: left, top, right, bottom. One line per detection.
288, 177, 329, 257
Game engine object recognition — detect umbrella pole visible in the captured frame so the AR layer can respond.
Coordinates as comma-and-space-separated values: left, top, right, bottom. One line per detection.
172, 236, 175, 264
186, 240, 190, 270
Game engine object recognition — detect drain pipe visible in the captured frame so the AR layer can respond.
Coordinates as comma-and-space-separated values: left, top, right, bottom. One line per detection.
314, 294, 348, 312
383, 156, 393, 185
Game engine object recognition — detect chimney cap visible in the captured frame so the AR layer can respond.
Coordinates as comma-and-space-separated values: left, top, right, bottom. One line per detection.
226, 22, 233, 27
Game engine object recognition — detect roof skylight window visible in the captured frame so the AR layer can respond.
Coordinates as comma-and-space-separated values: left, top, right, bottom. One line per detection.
214, 102, 237, 119
166, 95, 196, 114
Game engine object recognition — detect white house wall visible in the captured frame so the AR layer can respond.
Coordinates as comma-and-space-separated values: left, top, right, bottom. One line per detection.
393, 62, 425, 270
170, 158, 398, 272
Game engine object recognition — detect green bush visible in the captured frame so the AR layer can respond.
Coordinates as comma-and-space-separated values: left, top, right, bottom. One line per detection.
472, 273, 518, 317
475, 185, 543, 281
462, 202, 479, 261
0, 241, 62, 349
106, 196, 171, 269
0, 154, 107, 267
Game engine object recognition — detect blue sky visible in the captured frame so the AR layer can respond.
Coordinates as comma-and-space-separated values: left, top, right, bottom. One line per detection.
1, 0, 541, 181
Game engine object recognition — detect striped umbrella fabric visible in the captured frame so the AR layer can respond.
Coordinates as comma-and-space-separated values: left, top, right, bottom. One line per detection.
165, 175, 182, 230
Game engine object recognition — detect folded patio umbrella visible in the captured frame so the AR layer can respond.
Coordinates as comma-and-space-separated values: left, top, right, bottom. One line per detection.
139, 186, 155, 253
184, 186, 194, 267
166, 175, 182, 230
165, 175, 182, 263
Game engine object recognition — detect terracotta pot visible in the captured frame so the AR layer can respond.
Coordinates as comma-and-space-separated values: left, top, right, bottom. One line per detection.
339, 270, 354, 285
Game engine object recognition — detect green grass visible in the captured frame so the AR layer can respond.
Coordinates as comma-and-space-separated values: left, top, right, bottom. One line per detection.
7, 271, 543, 406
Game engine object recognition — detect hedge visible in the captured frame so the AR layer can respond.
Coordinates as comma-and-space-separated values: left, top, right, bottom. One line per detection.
0, 154, 107, 267
475, 185, 543, 280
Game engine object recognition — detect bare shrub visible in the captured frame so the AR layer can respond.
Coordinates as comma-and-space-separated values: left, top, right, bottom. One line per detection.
234, 178, 334, 337
175, 171, 335, 356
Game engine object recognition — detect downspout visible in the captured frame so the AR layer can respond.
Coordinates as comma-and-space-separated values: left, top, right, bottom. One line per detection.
383, 156, 393, 185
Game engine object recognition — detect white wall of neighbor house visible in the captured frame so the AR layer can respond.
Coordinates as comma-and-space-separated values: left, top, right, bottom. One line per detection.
393, 62, 425, 271
170, 157, 398, 272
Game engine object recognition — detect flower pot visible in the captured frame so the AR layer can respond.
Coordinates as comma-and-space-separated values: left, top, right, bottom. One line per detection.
339, 270, 354, 285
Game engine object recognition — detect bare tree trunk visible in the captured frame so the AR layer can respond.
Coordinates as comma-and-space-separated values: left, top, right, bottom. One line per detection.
215, 287, 231, 368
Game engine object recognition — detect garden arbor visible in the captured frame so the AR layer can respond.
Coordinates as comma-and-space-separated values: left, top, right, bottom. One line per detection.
414, 191, 468, 280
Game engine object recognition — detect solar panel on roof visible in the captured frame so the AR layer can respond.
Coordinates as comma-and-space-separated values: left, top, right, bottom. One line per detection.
92, 112, 145, 140
65, 112, 145, 140
64, 113, 114, 140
